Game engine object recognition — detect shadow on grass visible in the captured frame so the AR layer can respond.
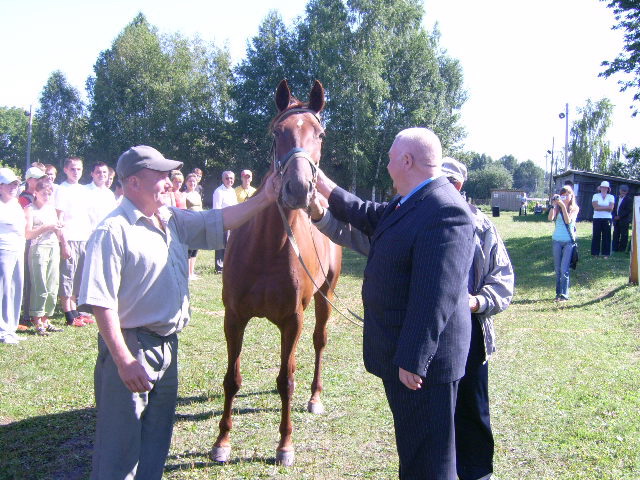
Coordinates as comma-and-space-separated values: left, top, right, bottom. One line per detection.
175, 406, 281, 423
511, 214, 550, 222
0, 408, 95, 480
165, 450, 290, 470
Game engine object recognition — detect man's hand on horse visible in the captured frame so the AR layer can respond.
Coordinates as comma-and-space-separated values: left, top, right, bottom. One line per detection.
309, 189, 328, 221
315, 168, 337, 198
262, 170, 282, 202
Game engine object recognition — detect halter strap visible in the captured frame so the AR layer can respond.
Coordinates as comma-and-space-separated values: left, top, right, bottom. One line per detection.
272, 108, 322, 181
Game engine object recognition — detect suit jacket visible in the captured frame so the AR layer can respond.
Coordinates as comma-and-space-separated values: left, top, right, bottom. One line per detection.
328, 176, 475, 384
614, 195, 633, 224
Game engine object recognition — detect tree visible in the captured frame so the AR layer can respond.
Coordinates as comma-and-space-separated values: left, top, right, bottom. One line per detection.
232, 0, 467, 198
499, 154, 518, 173
513, 160, 544, 195
32, 71, 87, 168
468, 152, 493, 171
464, 164, 513, 200
569, 98, 614, 172
0, 107, 29, 170
600, 0, 640, 116
86, 13, 233, 170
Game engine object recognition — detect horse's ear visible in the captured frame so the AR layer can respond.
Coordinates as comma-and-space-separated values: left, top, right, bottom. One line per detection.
275, 79, 291, 112
308, 80, 325, 113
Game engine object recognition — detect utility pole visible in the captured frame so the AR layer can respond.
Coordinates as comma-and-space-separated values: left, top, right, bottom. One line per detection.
25, 105, 33, 172
559, 103, 569, 170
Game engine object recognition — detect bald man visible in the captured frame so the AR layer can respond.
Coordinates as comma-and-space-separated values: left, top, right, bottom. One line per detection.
316, 128, 475, 479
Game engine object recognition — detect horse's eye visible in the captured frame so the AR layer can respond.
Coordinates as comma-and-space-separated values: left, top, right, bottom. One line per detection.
319, 132, 326, 140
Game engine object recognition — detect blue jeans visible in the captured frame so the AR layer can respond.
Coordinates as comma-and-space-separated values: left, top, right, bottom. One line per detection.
553, 240, 573, 299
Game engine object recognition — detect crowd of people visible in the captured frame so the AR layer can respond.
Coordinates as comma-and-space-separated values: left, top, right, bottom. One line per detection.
1, 132, 635, 479
0, 158, 257, 344
546, 179, 633, 302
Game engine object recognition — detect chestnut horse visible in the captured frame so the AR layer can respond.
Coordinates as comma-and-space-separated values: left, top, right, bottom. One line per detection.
211, 80, 342, 466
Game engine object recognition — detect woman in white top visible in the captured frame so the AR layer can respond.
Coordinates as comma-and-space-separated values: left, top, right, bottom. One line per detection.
25, 179, 69, 335
184, 173, 203, 280
591, 180, 615, 258
0, 168, 27, 344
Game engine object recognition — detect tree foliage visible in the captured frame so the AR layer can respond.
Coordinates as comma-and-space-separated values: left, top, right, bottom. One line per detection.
600, 0, 640, 116
464, 164, 513, 200
513, 160, 544, 195
86, 13, 233, 171
232, 0, 467, 198
0, 107, 29, 170
569, 98, 614, 172
32, 71, 87, 168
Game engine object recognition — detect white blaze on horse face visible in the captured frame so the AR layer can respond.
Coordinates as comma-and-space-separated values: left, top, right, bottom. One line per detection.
297, 118, 304, 128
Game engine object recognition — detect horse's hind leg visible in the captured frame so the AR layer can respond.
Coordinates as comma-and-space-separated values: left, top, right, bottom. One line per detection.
308, 290, 332, 415
211, 311, 249, 463
275, 312, 304, 466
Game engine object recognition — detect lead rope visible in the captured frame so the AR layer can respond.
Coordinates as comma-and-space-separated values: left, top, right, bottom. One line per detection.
277, 202, 364, 328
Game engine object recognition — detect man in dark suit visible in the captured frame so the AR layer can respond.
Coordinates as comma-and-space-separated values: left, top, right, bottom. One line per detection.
316, 128, 475, 479
612, 184, 633, 252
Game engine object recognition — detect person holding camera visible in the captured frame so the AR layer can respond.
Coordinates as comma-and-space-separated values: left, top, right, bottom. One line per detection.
548, 186, 579, 301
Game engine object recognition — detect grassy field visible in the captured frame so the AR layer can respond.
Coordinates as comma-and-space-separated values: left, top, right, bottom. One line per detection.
0, 211, 638, 479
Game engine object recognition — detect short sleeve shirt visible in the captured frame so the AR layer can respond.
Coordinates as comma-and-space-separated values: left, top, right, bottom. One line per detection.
78, 198, 225, 336
592, 193, 614, 219
55, 182, 93, 241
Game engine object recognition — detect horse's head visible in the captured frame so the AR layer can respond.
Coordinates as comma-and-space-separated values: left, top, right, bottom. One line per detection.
272, 79, 325, 210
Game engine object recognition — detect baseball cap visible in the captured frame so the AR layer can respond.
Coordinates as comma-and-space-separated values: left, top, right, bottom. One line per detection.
0, 168, 20, 185
599, 181, 610, 189
25, 167, 46, 181
441, 157, 468, 183
116, 146, 183, 179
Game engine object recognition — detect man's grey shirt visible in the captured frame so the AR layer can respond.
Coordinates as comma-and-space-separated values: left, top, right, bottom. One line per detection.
78, 197, 225, 336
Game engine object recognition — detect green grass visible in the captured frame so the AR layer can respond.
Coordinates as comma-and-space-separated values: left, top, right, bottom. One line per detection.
1, 211, 638, 479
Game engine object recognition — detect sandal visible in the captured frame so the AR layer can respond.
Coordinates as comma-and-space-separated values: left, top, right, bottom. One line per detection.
45, 324, 63, 332
36, 326, 50, 337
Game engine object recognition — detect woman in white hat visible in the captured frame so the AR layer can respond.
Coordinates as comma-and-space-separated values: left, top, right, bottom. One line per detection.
591, 180, 615, 257
0, 168, 27, 344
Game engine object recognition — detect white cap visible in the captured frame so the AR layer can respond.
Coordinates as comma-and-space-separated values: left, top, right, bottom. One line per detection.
0, 167, 20, 184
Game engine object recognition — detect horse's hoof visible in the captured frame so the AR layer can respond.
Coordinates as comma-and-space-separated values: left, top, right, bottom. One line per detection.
275, 449, 295, 466
210, 445, 231, 463
307, 400, 325, 415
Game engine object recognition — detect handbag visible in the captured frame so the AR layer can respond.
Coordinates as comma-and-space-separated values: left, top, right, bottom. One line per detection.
562, 218, 579, 270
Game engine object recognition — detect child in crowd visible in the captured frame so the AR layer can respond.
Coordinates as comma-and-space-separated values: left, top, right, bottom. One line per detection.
25, 180, 69, 335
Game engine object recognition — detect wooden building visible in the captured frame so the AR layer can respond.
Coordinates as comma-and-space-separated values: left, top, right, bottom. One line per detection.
552, 170, 640, 221
490, 189, 527, 212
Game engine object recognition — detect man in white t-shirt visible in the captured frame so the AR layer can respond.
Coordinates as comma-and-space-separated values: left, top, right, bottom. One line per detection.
211, 171, 237, 273
55, 157, 94, 327
86, 162, 117, 231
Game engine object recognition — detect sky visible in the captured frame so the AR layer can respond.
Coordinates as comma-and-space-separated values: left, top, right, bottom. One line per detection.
1, 0, 638, 171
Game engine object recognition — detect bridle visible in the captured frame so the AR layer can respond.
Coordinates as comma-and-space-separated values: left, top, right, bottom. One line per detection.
271, 107, 322, 184
270, 107, 364, 328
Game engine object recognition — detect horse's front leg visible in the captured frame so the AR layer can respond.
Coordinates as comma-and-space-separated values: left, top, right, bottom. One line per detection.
211, 312, 248, 463
275, 312, 304, 466
308, 291, 332, 414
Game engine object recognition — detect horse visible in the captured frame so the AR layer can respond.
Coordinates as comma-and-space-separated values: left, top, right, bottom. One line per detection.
211, 79, 343, 466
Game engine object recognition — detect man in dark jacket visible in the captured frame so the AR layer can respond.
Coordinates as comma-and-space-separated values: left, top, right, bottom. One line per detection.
612, 184, 633, 252
316, 128, 474, 479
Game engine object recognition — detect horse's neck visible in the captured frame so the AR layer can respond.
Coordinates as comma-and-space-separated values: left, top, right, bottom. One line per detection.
250, 203, 309, 246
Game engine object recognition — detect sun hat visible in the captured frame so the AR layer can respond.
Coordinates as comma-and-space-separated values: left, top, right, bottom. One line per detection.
0, 168, 20, 184
599, 180, 610, 192
25, 167, 46, 181
441, 157, 468, 183
116, 146, 183, 179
